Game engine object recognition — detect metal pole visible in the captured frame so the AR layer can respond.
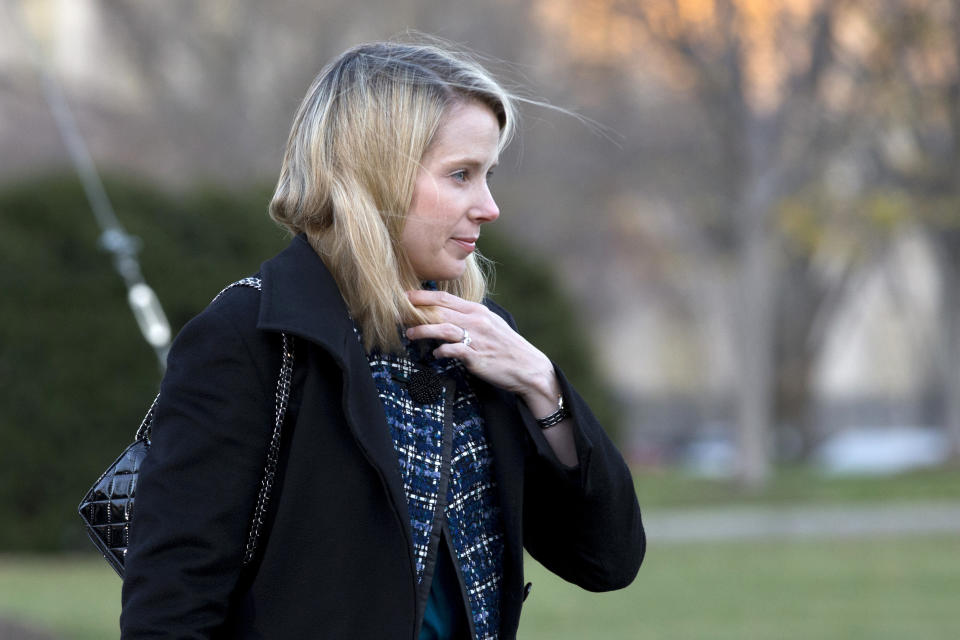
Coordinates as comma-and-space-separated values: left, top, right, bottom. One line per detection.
15, 1, 171, 369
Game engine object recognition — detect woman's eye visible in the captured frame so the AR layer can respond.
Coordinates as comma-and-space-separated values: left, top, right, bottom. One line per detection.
451, 170, 468, 182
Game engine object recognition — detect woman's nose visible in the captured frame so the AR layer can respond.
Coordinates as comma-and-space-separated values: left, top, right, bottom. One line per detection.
471, 184, 500, 223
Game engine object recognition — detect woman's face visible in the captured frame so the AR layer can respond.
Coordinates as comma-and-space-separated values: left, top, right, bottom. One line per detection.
402, 100, 501, 282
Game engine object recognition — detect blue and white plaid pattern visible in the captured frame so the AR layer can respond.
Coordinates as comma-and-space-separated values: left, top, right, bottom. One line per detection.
367, 338, 504, 640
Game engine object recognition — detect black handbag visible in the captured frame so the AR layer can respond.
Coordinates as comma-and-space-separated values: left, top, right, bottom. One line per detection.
77, 278, 294, 577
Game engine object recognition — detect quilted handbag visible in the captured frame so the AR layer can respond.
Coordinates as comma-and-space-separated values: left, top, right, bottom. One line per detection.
77, 278, 294, 577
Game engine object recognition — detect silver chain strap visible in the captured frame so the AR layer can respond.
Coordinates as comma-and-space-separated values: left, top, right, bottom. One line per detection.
134, 394, 160, 442
131, 277, 293, 567
243, 331, 293, 565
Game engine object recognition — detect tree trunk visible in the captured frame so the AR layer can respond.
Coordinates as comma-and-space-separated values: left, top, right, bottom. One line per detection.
735, 215, 776, 488
725, 107, 781, 490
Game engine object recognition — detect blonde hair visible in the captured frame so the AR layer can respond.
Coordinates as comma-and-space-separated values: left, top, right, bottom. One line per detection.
269, 40, 517, 353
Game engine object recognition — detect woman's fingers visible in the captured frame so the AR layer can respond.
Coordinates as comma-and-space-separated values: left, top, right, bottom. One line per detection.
405, 321, 469, 344
406, 289, 481, 314
405, 319, 477, 366
406, 290, 484, 348
431, 341, 474, 361
404, 289, 555, 397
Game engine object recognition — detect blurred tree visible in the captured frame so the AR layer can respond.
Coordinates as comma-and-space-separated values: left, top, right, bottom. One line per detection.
855, 0, 960, 458
533, 0, 871, 486
774, 186, 899, 458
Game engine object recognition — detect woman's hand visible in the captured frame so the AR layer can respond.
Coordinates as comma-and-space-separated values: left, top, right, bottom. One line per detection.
404, 289, 560, 408
405, 289, 578, 467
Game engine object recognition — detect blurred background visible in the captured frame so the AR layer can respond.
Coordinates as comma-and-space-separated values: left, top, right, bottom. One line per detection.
1, 0, 959, 638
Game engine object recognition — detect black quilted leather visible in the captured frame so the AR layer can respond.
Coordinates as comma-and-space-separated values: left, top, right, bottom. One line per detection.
78, 439, 148, 576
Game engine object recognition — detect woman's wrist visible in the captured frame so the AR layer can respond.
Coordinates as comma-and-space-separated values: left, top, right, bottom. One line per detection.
519, 356, 579, 466
519, 363, 562, 420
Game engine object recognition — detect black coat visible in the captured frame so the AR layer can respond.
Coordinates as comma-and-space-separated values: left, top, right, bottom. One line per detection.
120, 234, 644, 639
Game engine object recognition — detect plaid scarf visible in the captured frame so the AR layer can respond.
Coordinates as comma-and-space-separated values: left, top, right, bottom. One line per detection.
366, 335, 504, 640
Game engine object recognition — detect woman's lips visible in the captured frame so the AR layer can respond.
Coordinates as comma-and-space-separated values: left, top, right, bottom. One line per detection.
451, 237, 477, 252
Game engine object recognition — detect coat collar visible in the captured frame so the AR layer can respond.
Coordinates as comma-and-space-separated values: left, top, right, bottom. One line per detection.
256, 233, 356, 352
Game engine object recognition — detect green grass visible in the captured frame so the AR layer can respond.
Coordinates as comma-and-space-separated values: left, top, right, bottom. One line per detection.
3, 468, 958, 637
0, 553, 120, 640
3, 536, 959, 639
519, 535, 960, 639
633, 466, 960, 508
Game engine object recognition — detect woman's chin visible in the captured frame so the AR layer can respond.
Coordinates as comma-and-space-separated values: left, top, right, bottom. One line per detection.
415, 263, 467, 283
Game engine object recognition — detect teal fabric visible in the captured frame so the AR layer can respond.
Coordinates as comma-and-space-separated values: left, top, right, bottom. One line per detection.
419, 538, 469, 639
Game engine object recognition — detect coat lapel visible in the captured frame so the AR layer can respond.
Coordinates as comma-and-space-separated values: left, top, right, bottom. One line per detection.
255, 235, 413, 557
475, 378, 527, 624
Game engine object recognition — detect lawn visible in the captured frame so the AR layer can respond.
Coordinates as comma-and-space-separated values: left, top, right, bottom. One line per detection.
3, 468, 958, 637
518, 535, 960, 639
631, 466, 960, 508
2, 535, 959, 639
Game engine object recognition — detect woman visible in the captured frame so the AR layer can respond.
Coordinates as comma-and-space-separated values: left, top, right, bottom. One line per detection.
121, 40, 644, 639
